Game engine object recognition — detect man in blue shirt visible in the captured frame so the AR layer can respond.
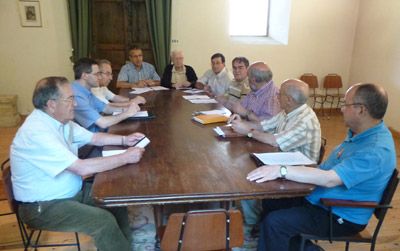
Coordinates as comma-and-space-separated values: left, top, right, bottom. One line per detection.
246, 83, 396, 251
11, 76, 146, 251
72, 58, 141, 133
117, 46, 160, 88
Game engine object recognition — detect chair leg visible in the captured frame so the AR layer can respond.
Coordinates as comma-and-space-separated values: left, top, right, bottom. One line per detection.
345, 241, 350, 251
75, 232, 81, 250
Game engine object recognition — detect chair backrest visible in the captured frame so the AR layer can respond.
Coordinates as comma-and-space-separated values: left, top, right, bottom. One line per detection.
300, 73, 319, 89
161, 209, 243, 251
375, 168, 399, 218
1, 158, 17, 213
317, 137, 327, 165
323, 74, 342, 89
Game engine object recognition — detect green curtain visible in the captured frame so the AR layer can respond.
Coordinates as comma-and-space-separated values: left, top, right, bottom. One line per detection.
145, 0, 171, 74
67, 0, 91, 63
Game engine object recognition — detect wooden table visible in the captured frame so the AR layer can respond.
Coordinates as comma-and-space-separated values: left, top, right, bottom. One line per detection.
92, 90, 314, 208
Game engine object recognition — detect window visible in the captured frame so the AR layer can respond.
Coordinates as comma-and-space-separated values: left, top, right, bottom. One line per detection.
229, 0, 270, 36
229, 0, 291, 45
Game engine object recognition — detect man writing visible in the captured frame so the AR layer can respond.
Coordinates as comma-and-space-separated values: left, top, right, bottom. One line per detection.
11, 76, 146, 251
228, 62, 280, 122
117, 46, 160, 88
250, 83, 396, 251
231, 79, 321, 239
92, 59, 146, 107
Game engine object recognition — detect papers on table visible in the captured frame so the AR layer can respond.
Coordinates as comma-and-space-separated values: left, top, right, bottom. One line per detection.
182, 95, 217, 104
101, 137, 151, 156
196, 108, 232, 116
113, 111, 149, 117
183, 89, 204, 94
252, 152, 316, 166
130, 86, 169, 94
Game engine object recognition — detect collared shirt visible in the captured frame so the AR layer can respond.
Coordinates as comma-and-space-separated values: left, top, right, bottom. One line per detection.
198, 67, 233, 96
307, 122, 396, 225
171, 66, 188, 85
72, 81, 106, 132
261, 104, 321, 162
117, 62, 160, 83
10, 109, 93, 202
91, 86, 116, 104
240, 80, 280, 120
227, 77, 250, 101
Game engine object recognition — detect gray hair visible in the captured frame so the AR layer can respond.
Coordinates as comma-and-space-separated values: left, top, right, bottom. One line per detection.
353, 83, 388, 119
282, 79, 309, 105
32, 77, 69, 110
248, 66, 273, 83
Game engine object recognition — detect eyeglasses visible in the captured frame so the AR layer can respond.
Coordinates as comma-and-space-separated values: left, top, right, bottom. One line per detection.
90, 72, 102, 77
341, 103, 364, 108
100, 71, 113, 77
53, 96, 75, 103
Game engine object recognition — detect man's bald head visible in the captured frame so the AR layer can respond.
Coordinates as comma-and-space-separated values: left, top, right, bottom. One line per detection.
281, 79, 309, 105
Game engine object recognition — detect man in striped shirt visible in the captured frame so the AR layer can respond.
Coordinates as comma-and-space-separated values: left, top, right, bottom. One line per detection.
230, 78, 321, 239
228, 62, 281, 122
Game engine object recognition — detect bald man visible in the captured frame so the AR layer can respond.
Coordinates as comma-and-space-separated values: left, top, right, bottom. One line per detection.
231, 79, 321, 238
252, 83, 395, 251
228, 62, 280, 122
160, 50, 198, 89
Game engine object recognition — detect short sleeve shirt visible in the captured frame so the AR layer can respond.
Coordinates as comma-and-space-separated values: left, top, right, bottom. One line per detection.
117, 62, 160, 83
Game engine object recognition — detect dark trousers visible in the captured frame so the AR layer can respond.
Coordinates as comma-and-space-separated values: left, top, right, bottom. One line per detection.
257, 197, 366, 251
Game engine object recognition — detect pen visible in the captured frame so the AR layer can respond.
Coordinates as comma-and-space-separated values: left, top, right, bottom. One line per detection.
134, 136, 146, 147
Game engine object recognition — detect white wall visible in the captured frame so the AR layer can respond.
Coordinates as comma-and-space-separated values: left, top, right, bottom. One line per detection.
349, 0, 400, 130
0, 0, 73, 115
171, 0, 359, 88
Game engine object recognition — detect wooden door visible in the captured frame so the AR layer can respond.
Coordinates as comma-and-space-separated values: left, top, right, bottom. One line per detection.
91, 0, 154, 92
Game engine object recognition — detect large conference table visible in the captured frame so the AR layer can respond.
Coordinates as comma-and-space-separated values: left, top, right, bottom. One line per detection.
92, 89, 314, 208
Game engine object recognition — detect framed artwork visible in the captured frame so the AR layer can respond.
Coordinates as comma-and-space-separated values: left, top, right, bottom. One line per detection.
18, 0, 42, 27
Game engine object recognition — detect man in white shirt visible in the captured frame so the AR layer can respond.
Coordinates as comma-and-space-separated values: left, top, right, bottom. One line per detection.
196, 53, 233, 96
11, 76, 146, 251
91, 59, 146, 107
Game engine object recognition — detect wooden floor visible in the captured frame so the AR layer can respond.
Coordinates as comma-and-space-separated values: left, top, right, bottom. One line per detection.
0, 112, 399, 250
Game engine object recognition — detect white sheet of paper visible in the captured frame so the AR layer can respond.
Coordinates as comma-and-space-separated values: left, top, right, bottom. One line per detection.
151, 86, 169, 91
253, 151, 316, 165
182, 95, 211, 100
183, 89, 204, 94
112, 111, 149, 117
213, 126, 225, 137
102, 149, 126, 157
130, 87, 152, 94
199, 108, 232, 116
189, 99, 218, 104
135, 137, 150, 148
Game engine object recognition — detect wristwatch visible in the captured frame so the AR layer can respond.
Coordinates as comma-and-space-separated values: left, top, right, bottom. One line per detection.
280, 165, 288, 179
247, 129, 254, 138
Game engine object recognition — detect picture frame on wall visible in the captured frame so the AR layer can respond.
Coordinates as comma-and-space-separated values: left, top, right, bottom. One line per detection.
18, 0, 42, 27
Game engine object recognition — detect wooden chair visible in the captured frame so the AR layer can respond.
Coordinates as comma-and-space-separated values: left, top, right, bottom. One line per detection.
1, 158, 81, 250
300, 73, 325, 114
299, 168, 399, 251
323, 74, 345, 117
317, 137, 327, 165
160, 209, 244, 251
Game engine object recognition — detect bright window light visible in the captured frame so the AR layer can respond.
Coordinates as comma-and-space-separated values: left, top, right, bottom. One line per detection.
229, 0, 269, 36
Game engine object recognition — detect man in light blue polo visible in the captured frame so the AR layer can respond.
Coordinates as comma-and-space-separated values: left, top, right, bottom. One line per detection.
117, 46, 160, 88
72, 58, 141, 133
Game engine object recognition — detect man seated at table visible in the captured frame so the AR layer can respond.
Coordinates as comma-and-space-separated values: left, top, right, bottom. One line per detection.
92, 59, 146, 107
217, 56, 251, 103
247, 83, 395, 251
72, 58, 140, 133
160, 50, 198, 89
117, 46, 160, 88
195, 52, 233, 96
11, 76, 147, 251
230, 78, 321, 239
226, 62, 280, 122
